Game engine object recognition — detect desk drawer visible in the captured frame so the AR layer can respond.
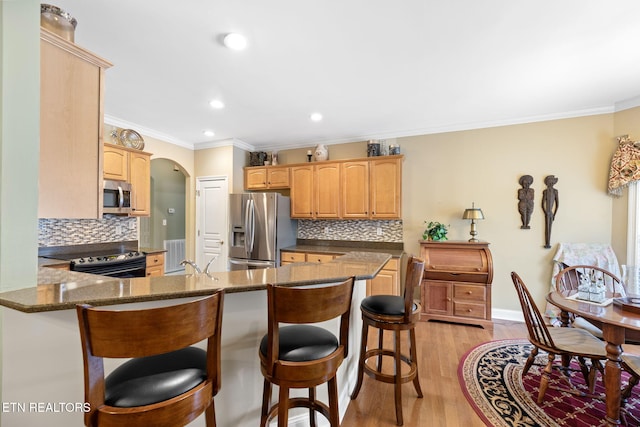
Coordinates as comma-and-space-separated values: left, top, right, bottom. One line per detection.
453, 301, 486, 319
453, 284, 486, 301
423, 270, 488, 283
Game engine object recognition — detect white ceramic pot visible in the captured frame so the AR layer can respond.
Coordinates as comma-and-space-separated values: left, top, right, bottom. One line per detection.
314, 144, 329, 161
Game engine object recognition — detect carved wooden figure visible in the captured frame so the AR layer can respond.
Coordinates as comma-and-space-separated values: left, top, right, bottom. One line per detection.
517, 175, 534, 229
542, 175, 559, 249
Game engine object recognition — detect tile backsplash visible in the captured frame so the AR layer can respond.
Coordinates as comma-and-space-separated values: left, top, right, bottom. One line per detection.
297, 220, 403, 242
38, 216, 137, 247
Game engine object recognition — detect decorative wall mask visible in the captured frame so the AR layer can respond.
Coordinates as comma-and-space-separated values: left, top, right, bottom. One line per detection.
517, 175, 534, 229
542, 175, 559, 249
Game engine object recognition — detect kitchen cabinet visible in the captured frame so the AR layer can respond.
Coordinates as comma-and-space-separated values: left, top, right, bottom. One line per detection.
103, 143, 152, 216
419, 241, 493, 330
290, 164, 340, 219
369, 157, 402, 219
280, 251, 335, 265
366, 258, 400, 296
39, 28, 112, 218
145, 253, 165, 277
341, 161, 369, 219
104, 144, 129, 181
340, 156, 402, 219
244, 166, 290, 190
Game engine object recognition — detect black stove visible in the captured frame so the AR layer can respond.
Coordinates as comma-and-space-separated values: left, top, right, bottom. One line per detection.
40, 244, 147, 278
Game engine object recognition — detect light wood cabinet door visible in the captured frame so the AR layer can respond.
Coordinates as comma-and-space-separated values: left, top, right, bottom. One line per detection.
103, 145, 128, 181
245, 168, 267, 190
39, 29, 111, 218
341, 161, 370, 218
314, 163, 341, 218
146, 253, 164, 277
267, 167, 290, 188
290, 165, 314, 218
370, 157, 402, 219
129, 151, 151, 216
367, 258, 400, 296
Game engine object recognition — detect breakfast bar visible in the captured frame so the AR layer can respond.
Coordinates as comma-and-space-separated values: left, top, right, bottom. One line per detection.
0, 251, 390, 427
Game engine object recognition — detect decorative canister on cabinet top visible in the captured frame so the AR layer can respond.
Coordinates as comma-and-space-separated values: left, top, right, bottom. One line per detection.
41, 4, 77, 42
314, 144, 328, 161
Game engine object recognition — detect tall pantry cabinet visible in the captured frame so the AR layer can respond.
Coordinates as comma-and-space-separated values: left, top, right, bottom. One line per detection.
39, 28, 112, 218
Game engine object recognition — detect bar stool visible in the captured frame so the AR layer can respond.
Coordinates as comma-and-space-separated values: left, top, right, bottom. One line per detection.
75, 290, 224, 427
259, 277, 355, 427
350, 256, 425, 426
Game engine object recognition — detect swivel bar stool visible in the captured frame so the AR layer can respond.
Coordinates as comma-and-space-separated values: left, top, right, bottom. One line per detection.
259, 277, 355, 427
76, 291, 224, 427
350, 256, 425, 426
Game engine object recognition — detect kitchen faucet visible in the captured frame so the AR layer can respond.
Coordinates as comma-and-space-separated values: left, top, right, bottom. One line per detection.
180, 259, 202, 274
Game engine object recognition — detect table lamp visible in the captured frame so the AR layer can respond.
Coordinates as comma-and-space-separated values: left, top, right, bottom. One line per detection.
462, 202, 485, 242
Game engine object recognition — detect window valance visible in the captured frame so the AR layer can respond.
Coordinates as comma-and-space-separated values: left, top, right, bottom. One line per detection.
608, 135, 640, 196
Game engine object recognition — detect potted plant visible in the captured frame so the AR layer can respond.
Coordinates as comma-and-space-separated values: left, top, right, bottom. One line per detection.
423, 221, 449, 241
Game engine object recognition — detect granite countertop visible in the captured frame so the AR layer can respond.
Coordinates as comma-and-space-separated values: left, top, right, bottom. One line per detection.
282, 240, 405, 258
0, 251, 391, 313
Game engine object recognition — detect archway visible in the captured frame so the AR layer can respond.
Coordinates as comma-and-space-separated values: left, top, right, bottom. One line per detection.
140, 158, 188, 274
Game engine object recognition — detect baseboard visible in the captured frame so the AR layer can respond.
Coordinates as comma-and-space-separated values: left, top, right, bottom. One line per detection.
492, 308, 524, 323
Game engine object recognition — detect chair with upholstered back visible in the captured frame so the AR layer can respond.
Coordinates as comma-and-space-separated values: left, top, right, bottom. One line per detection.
76, 290, 224, 427
511, 272, 606, 403
350, 256, 425, 426
259, 277, 355, 427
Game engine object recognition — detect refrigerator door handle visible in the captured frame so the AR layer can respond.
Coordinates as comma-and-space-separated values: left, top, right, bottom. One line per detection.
246, 198, 256, 256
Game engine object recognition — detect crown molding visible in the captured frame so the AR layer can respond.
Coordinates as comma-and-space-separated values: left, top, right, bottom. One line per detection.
104, 115, 194, 150
615, 95, 640, 112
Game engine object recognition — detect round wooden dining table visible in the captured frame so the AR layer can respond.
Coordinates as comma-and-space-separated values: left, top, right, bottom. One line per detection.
547, 290, 640, 426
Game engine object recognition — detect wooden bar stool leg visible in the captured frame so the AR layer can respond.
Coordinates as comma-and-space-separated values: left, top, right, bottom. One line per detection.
206, 400, 216, 427
261, 379, 272, 427
394, 329, 403, 426
410, 328, 423, 397
351, 318, 369, 399
309, 387, 317, 427
377, 328, 384, 371
328, 377, 340, 427
278, 385, 289, 427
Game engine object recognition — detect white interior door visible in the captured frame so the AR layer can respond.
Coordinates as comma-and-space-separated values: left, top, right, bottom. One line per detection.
196, 176, 229, 272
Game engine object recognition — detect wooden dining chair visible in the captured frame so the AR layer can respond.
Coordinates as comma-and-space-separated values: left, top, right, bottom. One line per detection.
511, 272, 607, 403
76, 290, 224, 427
259, 277, 355, 427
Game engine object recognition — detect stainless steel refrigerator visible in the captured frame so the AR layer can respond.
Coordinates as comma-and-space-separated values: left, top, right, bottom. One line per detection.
228, 193, 297, 270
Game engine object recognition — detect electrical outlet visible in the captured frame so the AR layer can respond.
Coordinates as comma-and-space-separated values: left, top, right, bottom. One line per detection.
324, 226, 329, 234
162, 219, 167, 226
376, 227, 382, 236
115, 225, 123, 234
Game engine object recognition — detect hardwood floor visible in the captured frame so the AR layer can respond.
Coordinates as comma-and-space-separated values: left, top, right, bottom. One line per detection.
341, 319, 528, 427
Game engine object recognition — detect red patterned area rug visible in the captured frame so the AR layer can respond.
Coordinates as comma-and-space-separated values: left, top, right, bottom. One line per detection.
458, 339, 640, 427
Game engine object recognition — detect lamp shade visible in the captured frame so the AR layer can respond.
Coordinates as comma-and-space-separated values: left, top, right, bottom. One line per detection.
462, 208, 484, 220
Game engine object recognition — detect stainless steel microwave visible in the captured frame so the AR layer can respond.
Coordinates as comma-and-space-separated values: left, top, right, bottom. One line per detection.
103, 180, 133, 214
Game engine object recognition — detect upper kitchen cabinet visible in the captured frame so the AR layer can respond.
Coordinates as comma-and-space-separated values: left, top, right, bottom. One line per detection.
103, 143, 152, 216
341, 156, 403, 219
244, 166, 290, 190
39, 28, 112, 219
369, 157, 402, 219
290, 164, 340, 219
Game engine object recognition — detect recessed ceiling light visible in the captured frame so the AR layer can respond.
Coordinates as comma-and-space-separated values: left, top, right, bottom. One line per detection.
209, 99, 225, 109
203, 130, 215, 137
310, 113, 323, 122
223, 33, 248, 50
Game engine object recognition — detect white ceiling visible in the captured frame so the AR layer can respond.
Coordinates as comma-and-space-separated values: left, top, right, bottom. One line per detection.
52, 0, 640, 151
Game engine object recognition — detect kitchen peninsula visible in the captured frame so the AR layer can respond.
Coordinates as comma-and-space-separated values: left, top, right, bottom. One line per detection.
0, 252, 389, 427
